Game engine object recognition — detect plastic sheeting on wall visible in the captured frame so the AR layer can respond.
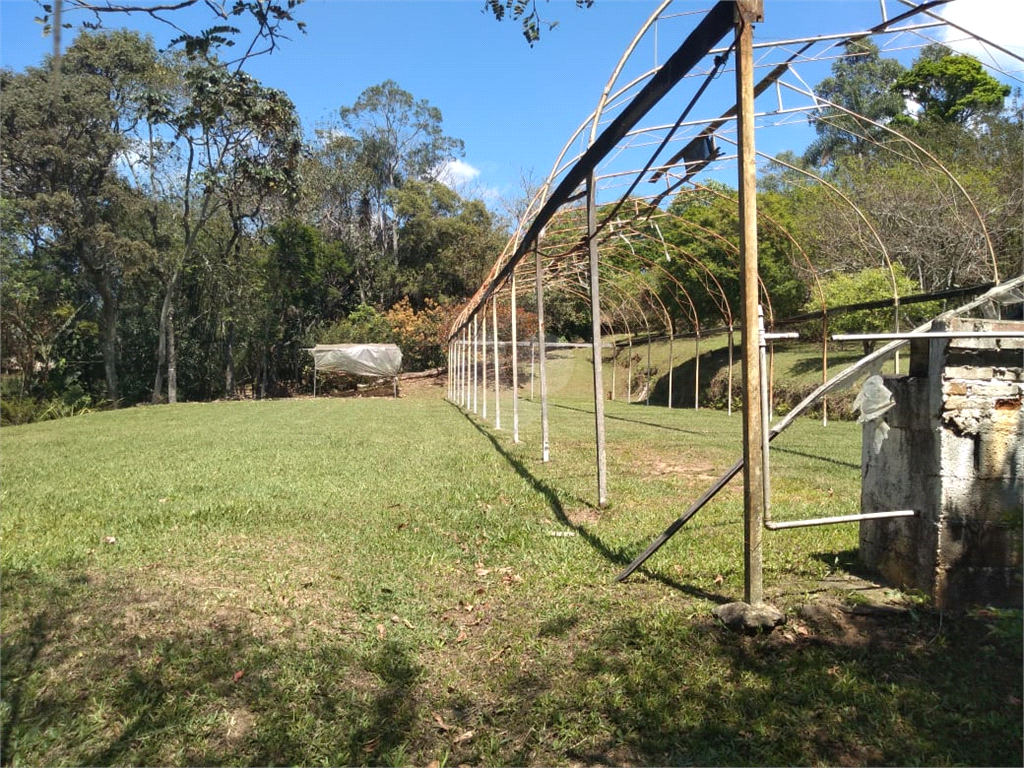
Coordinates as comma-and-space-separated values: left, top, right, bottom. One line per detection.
310, 344, 402, 377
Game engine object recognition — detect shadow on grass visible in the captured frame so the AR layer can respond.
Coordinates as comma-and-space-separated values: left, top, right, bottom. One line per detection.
504, 605, 1022, 767
453, 402, 730, 605
770, 445, 860, 471
2, 561, 1021, 767
547, 401, 709, 437
0, 570, 423, 768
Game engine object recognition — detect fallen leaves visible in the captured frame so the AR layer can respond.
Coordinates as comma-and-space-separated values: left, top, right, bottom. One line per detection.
432, 713, 473, 745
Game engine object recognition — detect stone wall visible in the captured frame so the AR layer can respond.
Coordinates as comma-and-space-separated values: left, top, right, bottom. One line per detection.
860, 318, 1023, 609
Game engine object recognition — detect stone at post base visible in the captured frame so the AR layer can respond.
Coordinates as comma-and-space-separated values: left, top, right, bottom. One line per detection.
713, 601, 786, 635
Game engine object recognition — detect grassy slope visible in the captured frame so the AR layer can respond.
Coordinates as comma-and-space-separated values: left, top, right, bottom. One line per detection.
1, 379, 1021, 767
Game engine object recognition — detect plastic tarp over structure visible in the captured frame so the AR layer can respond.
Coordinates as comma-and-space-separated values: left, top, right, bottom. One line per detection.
309, 344, 402, 397
311, 344, 402, 377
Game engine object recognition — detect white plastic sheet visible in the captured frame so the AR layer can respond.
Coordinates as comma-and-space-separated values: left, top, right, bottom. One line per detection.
853, 374, 895, 454
310, 344, 402, 377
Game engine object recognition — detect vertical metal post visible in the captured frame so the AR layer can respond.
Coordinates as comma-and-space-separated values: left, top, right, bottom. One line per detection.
822, 315, 829, 427
610, 343, 617, 401
511, 273, 520, 443
313, 366, 317, 399
530, 342, 536, 401
473, 315, 479, 414
622, 339, 630, 405
464, 328, 470, 408
668, 322, 674, 410
492, 296, 501, 430
587, 172, 609, 507
728, 323, 734, 416
482, 310, 488, 420
736, 0, 764, 606
894, 298, 901, 374
643, 337, 649, 405
758, 307, 772, 524
535, 246, 550, 462
694, 334, 700, 410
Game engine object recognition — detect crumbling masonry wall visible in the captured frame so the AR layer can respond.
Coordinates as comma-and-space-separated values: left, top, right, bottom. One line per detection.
860, 318, 1023, 609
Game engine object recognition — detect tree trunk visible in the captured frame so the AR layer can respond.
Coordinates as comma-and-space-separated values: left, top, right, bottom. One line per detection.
167, 304, 178, 404
152, 269, 179, 404
224, 319, 236, 397
95, 270, 120, 407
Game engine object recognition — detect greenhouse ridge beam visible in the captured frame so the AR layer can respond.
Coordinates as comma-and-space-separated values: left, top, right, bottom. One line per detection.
449, 0, 736, 340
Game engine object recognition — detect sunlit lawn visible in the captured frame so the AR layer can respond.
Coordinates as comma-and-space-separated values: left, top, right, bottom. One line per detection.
2, 376, 1020, 766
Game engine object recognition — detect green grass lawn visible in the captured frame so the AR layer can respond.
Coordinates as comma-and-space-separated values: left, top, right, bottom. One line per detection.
2, 378, 1021, 767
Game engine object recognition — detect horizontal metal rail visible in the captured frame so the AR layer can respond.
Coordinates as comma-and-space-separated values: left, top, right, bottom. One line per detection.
764, 509, 916, 530
834, 331, 1024, 341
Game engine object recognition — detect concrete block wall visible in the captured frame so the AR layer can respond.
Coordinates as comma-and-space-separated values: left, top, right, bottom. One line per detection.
860, 318, 1023, 609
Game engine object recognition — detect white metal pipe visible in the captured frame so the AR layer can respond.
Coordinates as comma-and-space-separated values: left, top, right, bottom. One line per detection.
482, 310, 488, 420
511, 274, 520, 443
492, 297, 501, 430
766, 510, 917, 530
834, 332, 1024, 341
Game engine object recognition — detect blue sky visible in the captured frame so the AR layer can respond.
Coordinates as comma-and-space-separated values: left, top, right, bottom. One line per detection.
2, 1, 1021, 213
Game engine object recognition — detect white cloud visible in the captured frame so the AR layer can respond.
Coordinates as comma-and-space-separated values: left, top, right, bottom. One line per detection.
436, 158, 481, 187
938, 0, 1024, 80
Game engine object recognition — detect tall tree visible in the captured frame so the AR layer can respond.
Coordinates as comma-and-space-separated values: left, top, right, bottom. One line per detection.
894, 44, 1011, 126
335, 80, 465, 305
804, 40, 906, 168
0, 30, 160, 404
134, 58, 301, 403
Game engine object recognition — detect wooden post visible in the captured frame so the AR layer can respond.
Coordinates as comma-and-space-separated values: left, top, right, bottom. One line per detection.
736, 0, 764, 606
587, 172, 608, 506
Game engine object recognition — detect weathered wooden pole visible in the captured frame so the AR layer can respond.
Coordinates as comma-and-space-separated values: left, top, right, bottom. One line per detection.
736, 0, 765, 606
534, 245, 550, 462
587, 172, 609, 506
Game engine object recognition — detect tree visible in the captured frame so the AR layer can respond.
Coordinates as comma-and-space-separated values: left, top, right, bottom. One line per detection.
1, 30, 161, 404
483, 0, 594, 45
804, 40, 906, 168
319, 81, 465, 306
800, 265, 936, 354
894, 44, 1010, 126
134, 56, 301, 403
35, 0, 306, 66
391, 179, 506, 306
